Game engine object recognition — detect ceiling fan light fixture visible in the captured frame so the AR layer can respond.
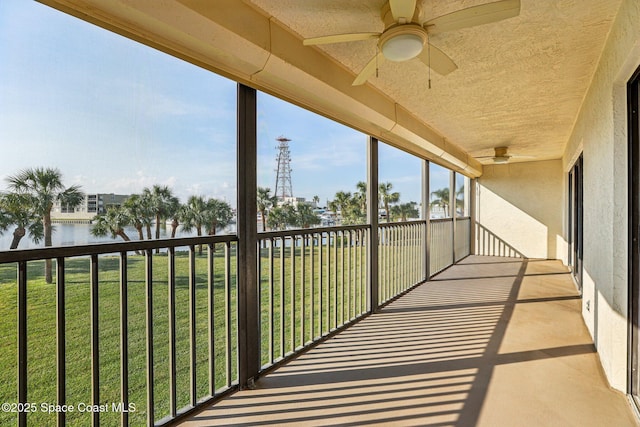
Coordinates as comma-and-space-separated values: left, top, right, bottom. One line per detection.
493, 156, 510, 164
379, 25, 426, 62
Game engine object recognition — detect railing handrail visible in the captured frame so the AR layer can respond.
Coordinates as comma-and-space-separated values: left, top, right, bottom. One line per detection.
0, 234, 238, 263
258, 223, 370, 239
378, 219, 426, 228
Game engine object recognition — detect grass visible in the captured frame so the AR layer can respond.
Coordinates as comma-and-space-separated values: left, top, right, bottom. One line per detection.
0, 239, 376, 426
0, 248, 239, 427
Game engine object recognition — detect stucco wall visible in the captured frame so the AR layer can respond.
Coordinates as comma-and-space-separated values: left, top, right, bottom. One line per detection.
475, 160, 564, 260
562, 0, 640, 392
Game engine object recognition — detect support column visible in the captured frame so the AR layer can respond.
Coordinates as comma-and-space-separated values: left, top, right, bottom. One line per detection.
450, 171, 456, 262
237, 83, 259, 387
367, 136, 379, 312
422, 160, 430, 280
470, 178, 477, 255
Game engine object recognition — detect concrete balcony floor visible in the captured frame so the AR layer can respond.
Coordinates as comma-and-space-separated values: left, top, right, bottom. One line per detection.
182, 256, 638, 426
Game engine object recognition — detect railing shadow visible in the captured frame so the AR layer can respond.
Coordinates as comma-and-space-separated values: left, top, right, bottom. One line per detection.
186, 257, 602, 426
475, 222, 525, 258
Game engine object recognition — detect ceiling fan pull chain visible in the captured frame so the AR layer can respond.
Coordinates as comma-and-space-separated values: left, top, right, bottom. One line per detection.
427, 36, 432, 89
376, 45, 379, 78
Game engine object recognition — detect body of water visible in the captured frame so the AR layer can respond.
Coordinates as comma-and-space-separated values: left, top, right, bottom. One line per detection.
0, 222, 237, 251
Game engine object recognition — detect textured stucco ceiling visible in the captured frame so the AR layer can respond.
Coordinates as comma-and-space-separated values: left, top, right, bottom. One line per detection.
41, 0, 622, 171
247, 0, 622, 163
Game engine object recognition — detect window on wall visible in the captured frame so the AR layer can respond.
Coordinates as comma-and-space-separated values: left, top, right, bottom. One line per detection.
429, 163, 452, 218
256, 92, 366, 229
0, 0, 237, 250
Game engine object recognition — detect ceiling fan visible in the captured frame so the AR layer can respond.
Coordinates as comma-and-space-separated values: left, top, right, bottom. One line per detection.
303, 0, 521, 86
476, 146, 534, 164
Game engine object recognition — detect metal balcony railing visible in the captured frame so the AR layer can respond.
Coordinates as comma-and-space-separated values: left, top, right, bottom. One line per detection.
0, 218, 471, 426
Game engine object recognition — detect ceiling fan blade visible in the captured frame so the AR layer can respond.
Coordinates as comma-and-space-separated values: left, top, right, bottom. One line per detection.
353, 53, 385, 86
389, 0, 417, 22
418, 44, 458, 75
424, 0, 520, 35
303, 32, 380, 46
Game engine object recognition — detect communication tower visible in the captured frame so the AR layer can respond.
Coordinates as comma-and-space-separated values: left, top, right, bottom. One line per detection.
274, 136, 293, 200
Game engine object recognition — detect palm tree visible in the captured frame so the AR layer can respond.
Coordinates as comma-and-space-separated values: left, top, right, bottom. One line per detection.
122, 194, 153, 241
267, 205, 289, 231
167, 196, 182, 238
355, 181, 367, 208
205, 198, 233, 235
91, 208, 133, 242
257, 187, 277, 232
312, 195, 320, 206
292, 203, 321, 228
142, 185, 174, 252
0, 192, 44, 249
430, 187, 450, 217
391, 202, 419, 222
6, 167, 84, 283
329, 191, 352, 222
378, 182, 400, 223
181, 195, 209, 254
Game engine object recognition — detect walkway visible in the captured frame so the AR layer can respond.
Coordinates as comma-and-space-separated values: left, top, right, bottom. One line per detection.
182, 256, 638, 426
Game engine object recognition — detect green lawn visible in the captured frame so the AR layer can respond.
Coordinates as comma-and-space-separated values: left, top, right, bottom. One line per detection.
0, 240, 373, 426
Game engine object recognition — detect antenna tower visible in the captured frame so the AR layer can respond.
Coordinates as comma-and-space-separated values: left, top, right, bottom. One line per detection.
274, 136, 293, 200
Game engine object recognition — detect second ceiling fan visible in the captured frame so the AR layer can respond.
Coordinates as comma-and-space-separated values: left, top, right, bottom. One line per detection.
303, 0, 521, 85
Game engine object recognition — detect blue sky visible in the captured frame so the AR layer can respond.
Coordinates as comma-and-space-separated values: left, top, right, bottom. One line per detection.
0, 0, 450, 207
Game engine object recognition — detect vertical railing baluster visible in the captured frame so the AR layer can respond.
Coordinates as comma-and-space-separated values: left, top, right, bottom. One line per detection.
90, 254, 100, 427
339, 230, 344, 326
189, 245, 197, 406
310, 233, 315, 341
17, 261, 27, 427
347, 231, 352, 321
330, 231, 342, 329
326, 232, 330, 332
56, 257, 65, 427
224, 241, 232, 387
300, 234, 306, 347
207, 244, 215, 396
290, 236, 296, 352
269, 238, 274, 364
279, 237, 285, 359
167, 247, 177, 417
145, 249, 154, 427
319, 232, 324, 337
119, 253, 129, 427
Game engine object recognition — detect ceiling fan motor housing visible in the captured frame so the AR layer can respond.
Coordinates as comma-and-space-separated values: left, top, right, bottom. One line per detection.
379, 25, 427, 62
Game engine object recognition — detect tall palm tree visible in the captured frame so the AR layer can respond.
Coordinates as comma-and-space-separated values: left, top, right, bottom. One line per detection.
329, 191, 352, 217
142, 185, 174, 252
0, 192, 44, 249
91, 208, 133, 242
166, 196, 182, 238
257, 187, 277, 232
6, 167, 84, 283
378, 182, 400, 223
312, 195, 320, 206
205, 198, 233, 235
355, 181, 367, 213
122, 194, 153, 241
430, 188, 450, 217
181, 195, 208, 237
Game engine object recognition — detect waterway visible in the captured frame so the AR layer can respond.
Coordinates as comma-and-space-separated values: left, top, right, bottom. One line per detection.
0, 222, 236, 251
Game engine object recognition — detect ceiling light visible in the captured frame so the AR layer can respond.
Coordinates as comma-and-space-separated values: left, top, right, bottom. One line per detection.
493, 156, 510, 164
379, 25, 426, 62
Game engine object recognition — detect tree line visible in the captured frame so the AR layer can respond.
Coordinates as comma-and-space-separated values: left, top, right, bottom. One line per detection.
257, 181, 421, 231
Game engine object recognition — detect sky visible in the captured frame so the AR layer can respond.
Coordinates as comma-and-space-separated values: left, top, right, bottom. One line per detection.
0, 0, 452, 208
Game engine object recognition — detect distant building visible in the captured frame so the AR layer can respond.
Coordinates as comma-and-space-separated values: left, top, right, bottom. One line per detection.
52, 193, 131, 223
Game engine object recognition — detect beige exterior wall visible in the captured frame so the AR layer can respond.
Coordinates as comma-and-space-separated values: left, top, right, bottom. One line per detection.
562, 0, 640, 392
475, 160, 564, 260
